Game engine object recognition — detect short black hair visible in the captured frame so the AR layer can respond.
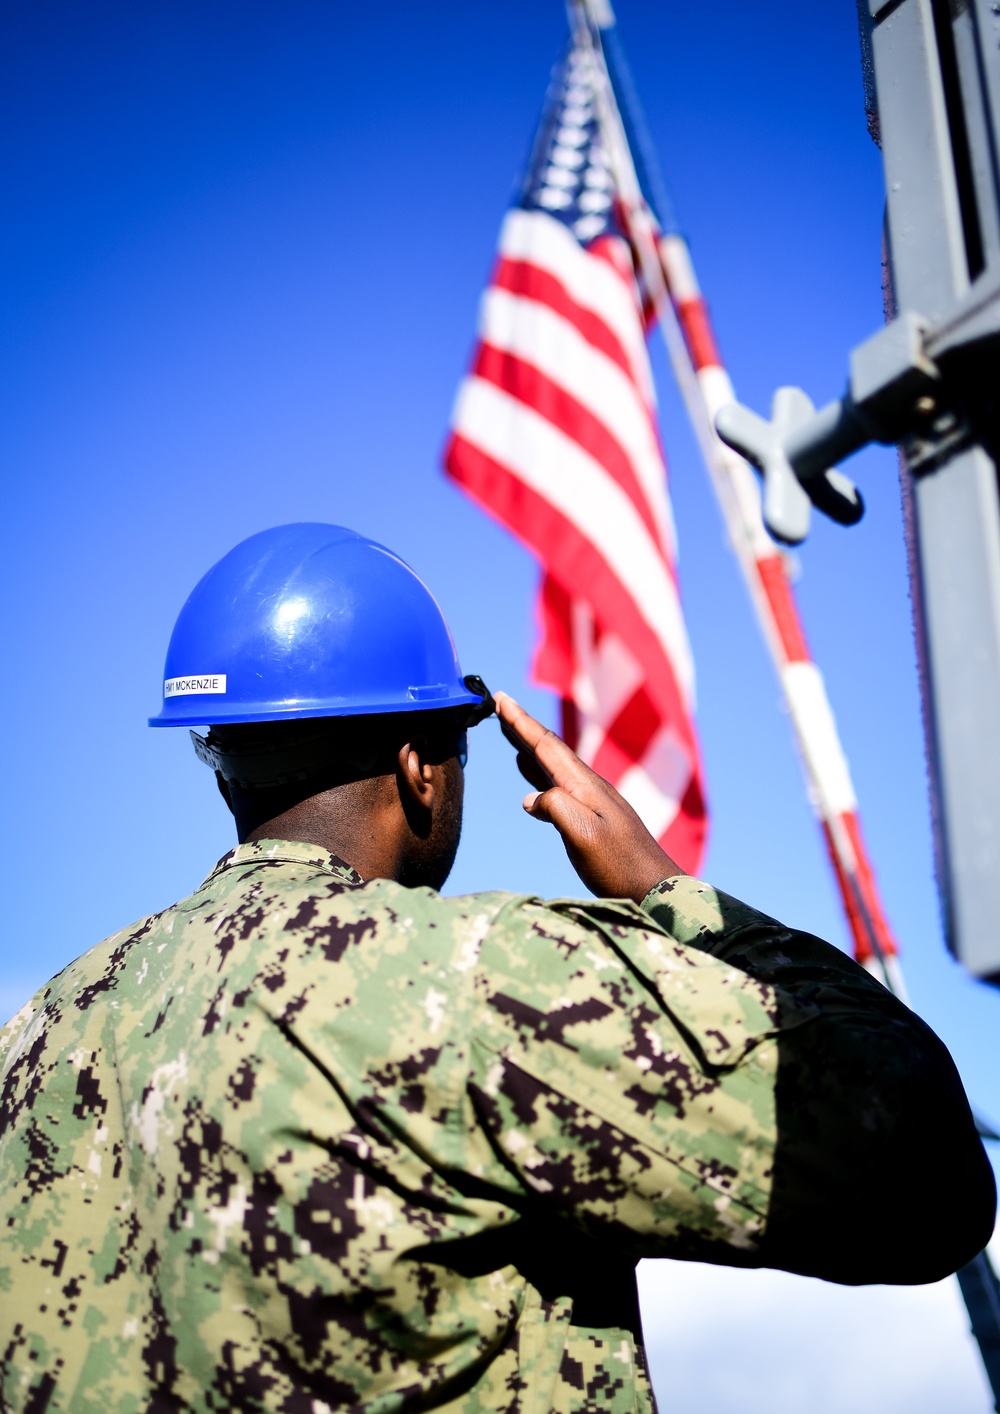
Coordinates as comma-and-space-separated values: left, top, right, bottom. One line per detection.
198, 709, 467, 792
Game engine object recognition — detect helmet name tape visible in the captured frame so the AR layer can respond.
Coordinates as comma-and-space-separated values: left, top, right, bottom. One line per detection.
165, 675, 227, 697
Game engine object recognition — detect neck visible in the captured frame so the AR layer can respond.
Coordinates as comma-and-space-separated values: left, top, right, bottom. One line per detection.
239, 775, 404, 882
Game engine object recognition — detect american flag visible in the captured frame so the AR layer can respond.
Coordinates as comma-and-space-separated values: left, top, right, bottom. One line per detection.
444, 39, 706, 872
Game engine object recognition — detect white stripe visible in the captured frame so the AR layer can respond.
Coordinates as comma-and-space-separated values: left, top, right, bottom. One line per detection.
696, 366, 775, 558
862, 952, 908, 999
498, 208, 653, 404
616, 767, 681, 842
781, 661, 857, 814
570, 609, 644, 731
659, 235, 701, 301
617, 721, 692, 840
479, 287, 677, 559
569, 619, 693, 838
453, 377, 695, 706
695, 363, 734, 415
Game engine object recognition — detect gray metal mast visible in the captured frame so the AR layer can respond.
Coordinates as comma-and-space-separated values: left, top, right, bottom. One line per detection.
716, 0, 1000, 987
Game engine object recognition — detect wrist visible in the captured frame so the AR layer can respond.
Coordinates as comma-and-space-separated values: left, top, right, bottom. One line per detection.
626, 850, 683, 905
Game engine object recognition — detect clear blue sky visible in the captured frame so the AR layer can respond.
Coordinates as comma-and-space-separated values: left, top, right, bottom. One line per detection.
2, 3, 997, 1407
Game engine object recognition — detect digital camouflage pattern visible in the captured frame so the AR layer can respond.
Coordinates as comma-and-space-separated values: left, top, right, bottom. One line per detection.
1, 839, 860, 1412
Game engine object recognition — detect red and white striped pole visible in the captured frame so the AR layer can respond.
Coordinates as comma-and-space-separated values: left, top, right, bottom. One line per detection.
658, 230, 903, 990
575, 1, 903, 992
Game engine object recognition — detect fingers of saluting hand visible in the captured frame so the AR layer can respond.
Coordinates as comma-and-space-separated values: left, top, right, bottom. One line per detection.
515, 750, 552, 795
492, 691, 682, 901
522, 785, 603, 838
494, 691, 601, 801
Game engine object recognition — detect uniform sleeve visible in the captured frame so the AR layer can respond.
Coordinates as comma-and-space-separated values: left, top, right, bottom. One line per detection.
466, 877, 995, 1283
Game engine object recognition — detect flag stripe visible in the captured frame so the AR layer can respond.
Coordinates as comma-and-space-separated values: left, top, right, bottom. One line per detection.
475, 347, 673, 557
552, 590, 704, 861
588, 685, 662, 780
450, 377, 695, 705
669, 771, 709, 868
445, 430, 693, 729
498, 209, 653, 401
477, 286, 675, 556
473, 343, 663, 550
494, 258, 636, 388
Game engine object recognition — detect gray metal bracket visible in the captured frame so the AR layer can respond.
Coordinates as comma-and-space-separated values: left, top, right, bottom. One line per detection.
714, 313, 943, 544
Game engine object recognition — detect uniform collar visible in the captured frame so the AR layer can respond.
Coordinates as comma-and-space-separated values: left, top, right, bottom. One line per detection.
201, 838, 365, 889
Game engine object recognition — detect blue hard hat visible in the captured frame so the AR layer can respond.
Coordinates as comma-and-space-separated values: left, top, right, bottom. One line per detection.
149, 523, 485, 727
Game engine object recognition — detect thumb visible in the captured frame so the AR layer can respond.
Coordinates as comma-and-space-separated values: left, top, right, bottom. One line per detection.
522, 786, 598, 839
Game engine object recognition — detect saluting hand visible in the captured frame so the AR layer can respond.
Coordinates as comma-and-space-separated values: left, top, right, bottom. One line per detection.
493, 692, 683, 904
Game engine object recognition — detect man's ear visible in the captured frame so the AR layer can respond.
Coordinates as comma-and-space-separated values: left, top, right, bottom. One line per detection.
396, 738, 436, 825
215, 771, 235, 815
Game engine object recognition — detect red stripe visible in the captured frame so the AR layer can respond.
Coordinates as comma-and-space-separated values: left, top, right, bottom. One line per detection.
472, 342, 666, 551
576, 692, 706, 872
669, 771, 708, 873
840, 811, 899, 960
676, 297, 721, 371
589, 232, 642, 297
531, 577, 706, 872
532, 573, 576, 701
818, 817, 898, 963
611, 680, 663, 760
576, 689, 706, 872
818, 819, 865, 957
591, 682, 661, 778
757, 556, 810, 663
445, 432, 693, 740
560, 696, 581, 751
493, 258, 639, 390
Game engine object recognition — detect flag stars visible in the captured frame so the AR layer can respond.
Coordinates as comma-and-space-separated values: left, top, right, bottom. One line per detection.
572, 213, 607, 241
550, 144, 586, 170
561, 104, 592, 128
524, 44, 616, 243
578, 189, 612, 214
584, 166, 613, 191
556, 125, 588, 149
543, 164, 580, 191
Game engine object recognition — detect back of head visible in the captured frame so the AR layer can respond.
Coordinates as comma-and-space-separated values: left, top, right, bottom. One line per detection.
148, 522, 494, 876
202, 709, 470, 842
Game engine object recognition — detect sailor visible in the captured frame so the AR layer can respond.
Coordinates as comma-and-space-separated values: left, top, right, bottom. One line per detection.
0, 523, 993, 1413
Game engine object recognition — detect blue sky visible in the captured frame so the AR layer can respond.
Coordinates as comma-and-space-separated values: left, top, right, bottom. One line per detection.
2, 3, 997, 1407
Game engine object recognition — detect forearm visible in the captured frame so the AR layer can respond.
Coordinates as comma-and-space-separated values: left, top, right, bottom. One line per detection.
641, 875, 997, 1283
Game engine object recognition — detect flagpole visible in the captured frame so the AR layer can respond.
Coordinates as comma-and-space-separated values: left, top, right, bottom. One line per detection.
569, 0, 904, 996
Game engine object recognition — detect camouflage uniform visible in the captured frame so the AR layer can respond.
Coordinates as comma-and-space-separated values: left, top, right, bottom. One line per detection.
0, 839, 932, 1412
